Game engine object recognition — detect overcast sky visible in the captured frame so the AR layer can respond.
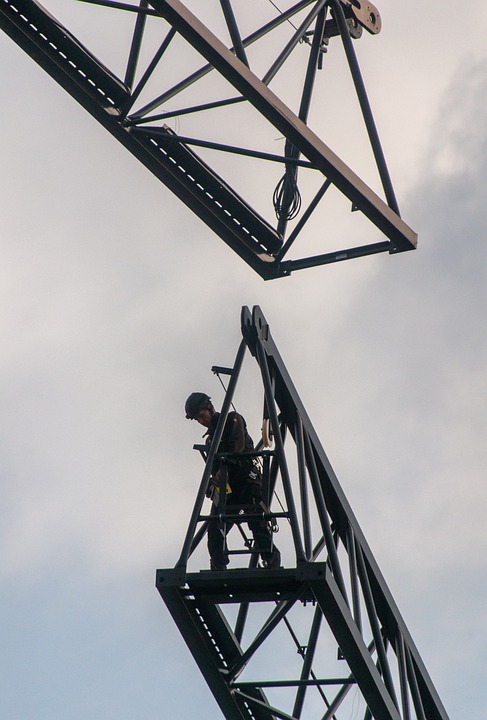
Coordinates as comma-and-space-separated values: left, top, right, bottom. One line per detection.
1, 2, 486, 719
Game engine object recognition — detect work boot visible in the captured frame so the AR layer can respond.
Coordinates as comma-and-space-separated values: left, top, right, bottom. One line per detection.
210, 561, 227, 571
261, 548, 281, 569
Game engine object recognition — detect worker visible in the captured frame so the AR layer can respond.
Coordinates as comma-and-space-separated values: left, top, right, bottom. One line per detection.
185, 392, 281, 571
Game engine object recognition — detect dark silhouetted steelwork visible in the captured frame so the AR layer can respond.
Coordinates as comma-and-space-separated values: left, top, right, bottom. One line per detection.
157, 306, 450, 720
0, 0, 417, 278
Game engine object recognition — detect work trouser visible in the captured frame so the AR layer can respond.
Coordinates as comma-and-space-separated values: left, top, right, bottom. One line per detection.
207, 480, 276, 569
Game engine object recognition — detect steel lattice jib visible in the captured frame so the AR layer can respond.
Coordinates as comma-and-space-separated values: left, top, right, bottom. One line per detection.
0, 0, 417, 278
157, 307, 450, 720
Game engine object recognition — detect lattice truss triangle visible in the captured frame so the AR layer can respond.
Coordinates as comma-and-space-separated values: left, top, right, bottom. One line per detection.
0, 0, 416, 278
157, 307, 449, 720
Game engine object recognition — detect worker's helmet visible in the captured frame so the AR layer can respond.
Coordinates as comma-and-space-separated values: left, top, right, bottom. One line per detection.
185, 392, 212, 419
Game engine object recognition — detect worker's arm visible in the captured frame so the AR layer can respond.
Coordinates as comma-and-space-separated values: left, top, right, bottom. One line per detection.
224, 412, 247, 455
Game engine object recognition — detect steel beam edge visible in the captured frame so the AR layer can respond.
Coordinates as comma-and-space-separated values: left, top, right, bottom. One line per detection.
310, 564, 402, 720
